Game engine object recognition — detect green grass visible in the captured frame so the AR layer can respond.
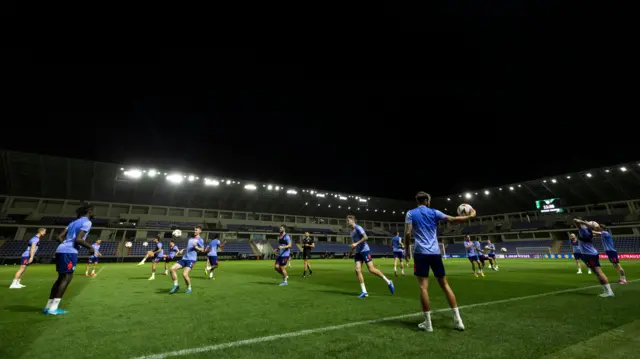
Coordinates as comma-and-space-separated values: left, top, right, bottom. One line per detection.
1, 258, 639, 359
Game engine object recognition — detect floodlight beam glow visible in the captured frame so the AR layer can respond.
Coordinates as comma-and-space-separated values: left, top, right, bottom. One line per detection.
167, 173, 184, 184
124, 169, 142, 179
244, 184, 257, 191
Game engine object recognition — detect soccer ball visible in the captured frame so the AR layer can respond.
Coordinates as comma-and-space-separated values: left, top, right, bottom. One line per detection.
172, 229, 182, 238
501, 247, 508, 253
457, 203, 474, 216
125, 241, 132, 248
142, 241, 148, 247
588, 221, 599, 229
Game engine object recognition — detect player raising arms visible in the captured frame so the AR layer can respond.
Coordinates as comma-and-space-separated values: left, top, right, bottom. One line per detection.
44, 205, 95, 315
85, 239, 102, 277
569, 233, 588, 274
392, 232, 405, 277
163, 240, 179, 275
301, 232, 314, 278
485, 239, 498, 271
274, 225, 291, 286
347, 215, 395, 298
464, 235, 481, 277
148, 236, 164, 280
405, 192, 474, 332
573, 219, 614, 297
169, 226, 205, 294
10, 228, 46, 289
205, 237, 225, 280
592, 224, 627, 284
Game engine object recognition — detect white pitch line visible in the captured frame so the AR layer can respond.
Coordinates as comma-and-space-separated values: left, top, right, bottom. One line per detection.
131, 280, 636, 359
91, 267, 106, 278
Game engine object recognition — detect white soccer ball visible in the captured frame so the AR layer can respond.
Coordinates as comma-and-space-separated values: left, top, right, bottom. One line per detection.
457, 203, 474, 216
142, 241, 148, 247
501, 247, 508, 253
172, 229, 182, 238
588, 221, 599, 229
125, 241, 132, 248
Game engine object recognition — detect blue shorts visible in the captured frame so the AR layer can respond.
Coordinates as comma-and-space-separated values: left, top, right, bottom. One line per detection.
414, 253, 446, 278
354, 251, 372, 264
176, 259, 195, 269
21, 256, 32, 266
164, 255, 176, 263
153, 256, 163, 263
208, 256, 218, 266
582, 254, 600, 268
606, 251, 619, 264
573, 252, 583, 260
88, 255, 99, 264
468, 255, 479, 262
488, 253, 496, 258
393, 251, 404, 259
275, 256, 289, 266
56, 253, 78, 273
478, 255, 486, 262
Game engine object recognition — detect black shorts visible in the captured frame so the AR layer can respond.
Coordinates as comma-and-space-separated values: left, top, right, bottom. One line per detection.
478, 255, 486, 263
582, 254, 600, 269
302, 250, 312, 260
573, 253, 583, 260
413, 253, 445, 278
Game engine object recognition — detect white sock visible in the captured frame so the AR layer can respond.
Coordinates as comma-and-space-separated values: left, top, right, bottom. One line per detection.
603, 284, 613, 294
173, 280, 179, 286
151, 273, 155, 278
17, 279, 21, 284
45, 299, 53, 309
12, 280, 17, 285
394, 267, 397, 272
360, 282, 367, 293
50, 298, 61, 311
209, 273, 213, 278
453, 307, 461, 320
424, 311, 432, 324
621, 275, 626, 281
381, 276, 391, 285
92, 269, 95, 274
85, 271, 88, 274
284, 276, 289, 282
188, 285, 192, 290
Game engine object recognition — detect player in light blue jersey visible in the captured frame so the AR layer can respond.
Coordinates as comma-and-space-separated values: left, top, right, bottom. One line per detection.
391, 232, 405, 277
569, 233, 588, 274
10, 228, 46, 289
485, 239, 498, 271
348, 215, 394, 298
464, 235, 482, 277
148, 236, 164, 280
205, 237, 225, 280
44, 205, 95, 315
474, 238, 486, 276
592, 224, 627, 284
169, 226, 205, 294
573, 219, 614, 297
405, 191, 475, 332
85, 239, 102, 277
163, 240, 179, 275
274, 225, 292, 286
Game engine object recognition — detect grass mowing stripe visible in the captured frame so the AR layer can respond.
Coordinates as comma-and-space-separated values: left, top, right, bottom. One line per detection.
130, 280, 636, 359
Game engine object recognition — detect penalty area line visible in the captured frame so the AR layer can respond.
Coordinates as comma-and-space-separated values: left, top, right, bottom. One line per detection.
130, 280, 636, 359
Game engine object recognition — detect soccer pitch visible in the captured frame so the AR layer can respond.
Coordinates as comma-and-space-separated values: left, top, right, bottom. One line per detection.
1, 259, 639, 359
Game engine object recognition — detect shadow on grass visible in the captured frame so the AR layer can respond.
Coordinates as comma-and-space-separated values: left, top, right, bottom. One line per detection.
5, 305, 44, 313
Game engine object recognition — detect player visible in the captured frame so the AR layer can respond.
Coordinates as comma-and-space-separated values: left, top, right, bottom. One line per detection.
593, 224, 627, 284
391, 232, 405, 277
205, 237, 225, 280
347, 215, 394, 298
169, 226, 205, 294
85, 239, 103, 277
163, 240, 179, 275
573, 219, 614, 297
474, 238, 486, 275
301, 232, 314, 278
569, 233, 588, 274
43, 205, 95, 315
274, 225, 291, 286
485, 239, 498, 270
464, 235, 482, 277
148, 236, 164, 280
9, 228, 46, 289
405, 191, 474, 332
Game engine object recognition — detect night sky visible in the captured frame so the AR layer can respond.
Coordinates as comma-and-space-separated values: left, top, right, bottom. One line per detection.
2, 25, 636, 201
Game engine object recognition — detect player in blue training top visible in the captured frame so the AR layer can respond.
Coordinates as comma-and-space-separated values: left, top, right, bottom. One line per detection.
474, 238, 486, 276
569, 233, 588, 274
85, 239, 103, 277
573, 219, 614, 297
163, 240, 179, 275
405, 191, 475, 332
274, 225, 292, 286
464, 235, 482, 277
10, 227, 46, 289
148, 236, 164, 280
44, 205, 95, 315
391, 232, 405, 277
592, 224, 627, 284
484, 239, 498, 271
205, 237, 225, 280
169, 226, 205, 294
348, 215, 395, 298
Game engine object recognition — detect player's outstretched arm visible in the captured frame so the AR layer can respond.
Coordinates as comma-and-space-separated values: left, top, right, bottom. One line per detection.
444, 209, 476, 223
